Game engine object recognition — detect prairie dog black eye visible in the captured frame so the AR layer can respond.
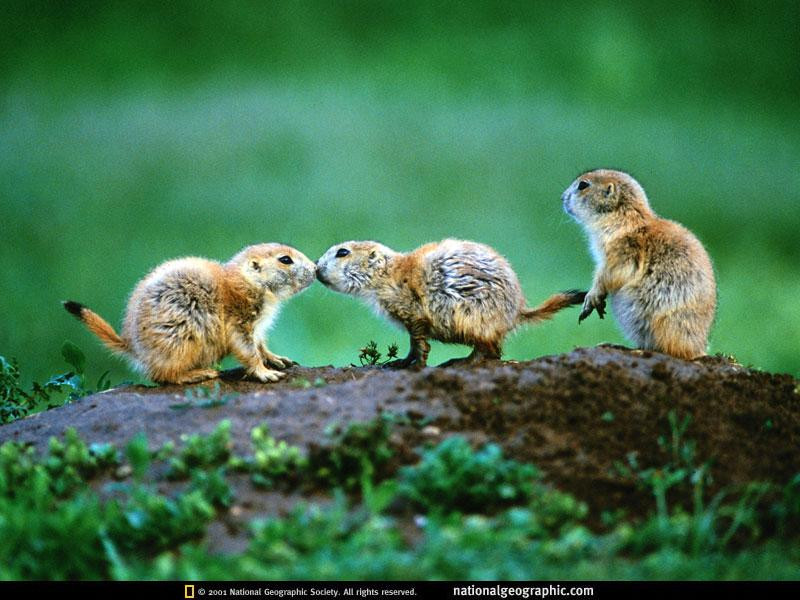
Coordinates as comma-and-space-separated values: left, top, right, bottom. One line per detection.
251, 261, 261, 271
278, 255, 293, 265
335, 248, 350, 258
577, 180, 590, 191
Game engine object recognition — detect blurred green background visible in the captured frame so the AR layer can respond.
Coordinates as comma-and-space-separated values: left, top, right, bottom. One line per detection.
1, 0, 798, 385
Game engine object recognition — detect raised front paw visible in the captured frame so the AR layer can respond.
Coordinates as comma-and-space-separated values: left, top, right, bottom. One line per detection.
249, 366, 287, 383
579, 293, 607, 323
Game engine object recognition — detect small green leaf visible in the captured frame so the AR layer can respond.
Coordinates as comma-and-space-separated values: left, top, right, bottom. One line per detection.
291, 377, 312, 389
62, 341, 86, 375
44, 372, 81, 390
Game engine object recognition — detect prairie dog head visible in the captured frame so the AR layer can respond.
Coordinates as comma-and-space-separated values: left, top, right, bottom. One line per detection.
562, 169, 653, 228
316, 241, 398, 296
229, 243, 316, 300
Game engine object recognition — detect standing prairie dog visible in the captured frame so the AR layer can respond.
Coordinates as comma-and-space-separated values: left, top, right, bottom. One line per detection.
562, 169, 717, 359
64, 243, 315, 384
316, 239, 585, 368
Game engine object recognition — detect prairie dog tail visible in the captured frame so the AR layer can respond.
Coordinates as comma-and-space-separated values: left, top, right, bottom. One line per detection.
63, 300, 130, 355
518, 290, 587, 324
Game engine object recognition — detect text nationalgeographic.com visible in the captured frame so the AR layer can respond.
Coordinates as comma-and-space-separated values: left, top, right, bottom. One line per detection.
453, 585, 593, 599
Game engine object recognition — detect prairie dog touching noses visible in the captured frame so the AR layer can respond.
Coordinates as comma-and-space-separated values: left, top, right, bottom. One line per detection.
64, 243, 316, 384
316, 239, 585, 368
562, 169, 717, 359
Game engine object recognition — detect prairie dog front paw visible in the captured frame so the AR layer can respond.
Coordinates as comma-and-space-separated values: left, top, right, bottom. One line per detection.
579, 291, 607, 322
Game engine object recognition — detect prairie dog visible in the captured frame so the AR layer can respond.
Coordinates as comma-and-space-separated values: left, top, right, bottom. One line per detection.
562, 169, 717, 359
316, 239, 585, 368
64, 244, 315, 384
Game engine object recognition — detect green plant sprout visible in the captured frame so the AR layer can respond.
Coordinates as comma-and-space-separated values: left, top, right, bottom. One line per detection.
356, 341, 400, 366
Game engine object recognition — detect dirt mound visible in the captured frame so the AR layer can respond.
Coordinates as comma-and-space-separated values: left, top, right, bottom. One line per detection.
1, 345, 797, 545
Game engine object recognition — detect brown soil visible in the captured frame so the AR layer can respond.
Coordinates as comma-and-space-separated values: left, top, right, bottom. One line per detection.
1, 345, 798, 552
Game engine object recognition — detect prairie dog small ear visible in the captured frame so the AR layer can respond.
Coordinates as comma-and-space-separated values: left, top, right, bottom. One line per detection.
251, 260, 261, 272
369, 250, 376, 260
604, 183, 615, 197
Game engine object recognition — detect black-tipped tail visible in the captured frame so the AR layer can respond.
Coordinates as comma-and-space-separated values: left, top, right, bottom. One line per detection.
63, 300, 85, 319
561, 290, 587, 305
519, 290, 588, 324
62, 300, 130, 355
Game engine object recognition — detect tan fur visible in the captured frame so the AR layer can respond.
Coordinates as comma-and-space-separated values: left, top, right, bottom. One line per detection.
519, 292, 588, 323
562, 169, 717, 359
64, 244, 315, 384
316, 239, 584, 368
74, 307, 130, 355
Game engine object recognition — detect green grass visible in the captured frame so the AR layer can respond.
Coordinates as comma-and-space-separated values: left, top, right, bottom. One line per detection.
0, 418, 798, 580
1, 2, 798, 384
396, 436, 541, 513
